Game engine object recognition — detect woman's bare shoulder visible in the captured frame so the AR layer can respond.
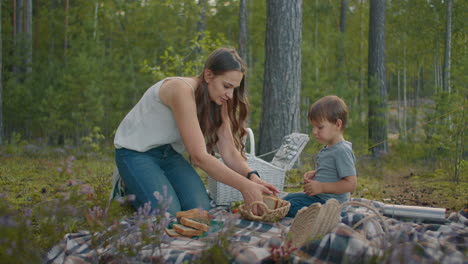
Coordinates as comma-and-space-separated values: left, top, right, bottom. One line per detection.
159, 77, 197, 106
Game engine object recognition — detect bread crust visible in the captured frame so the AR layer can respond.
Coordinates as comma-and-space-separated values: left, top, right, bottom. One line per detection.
180, 217, 210, 232
173, 223, 204, 237
176, 209, 210, 224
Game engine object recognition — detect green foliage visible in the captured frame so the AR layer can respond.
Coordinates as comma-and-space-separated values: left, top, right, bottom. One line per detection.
142, 32, 228, 79
80, 126, 106, 154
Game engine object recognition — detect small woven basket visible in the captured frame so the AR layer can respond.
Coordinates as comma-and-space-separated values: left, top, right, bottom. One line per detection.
238, 199, 291, 222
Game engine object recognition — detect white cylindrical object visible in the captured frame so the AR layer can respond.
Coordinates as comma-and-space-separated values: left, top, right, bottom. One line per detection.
383, 204, 446, 222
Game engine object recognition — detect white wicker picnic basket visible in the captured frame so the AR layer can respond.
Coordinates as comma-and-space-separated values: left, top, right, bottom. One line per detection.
208, 128, 309, 206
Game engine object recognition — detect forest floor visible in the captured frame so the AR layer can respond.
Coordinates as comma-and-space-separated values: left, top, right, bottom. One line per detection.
0, 145, 466, 254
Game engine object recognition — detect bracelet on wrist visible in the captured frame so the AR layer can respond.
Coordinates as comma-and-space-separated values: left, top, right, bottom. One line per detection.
246, 170, 260, 180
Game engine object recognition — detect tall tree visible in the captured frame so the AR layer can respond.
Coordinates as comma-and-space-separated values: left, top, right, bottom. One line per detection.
0, 0, 3, 145
93, 0, 99, 40
26, 0, 32, 74
314, 0, 319, 82
238, 0, 248, 63
195, 0, 207, 55
336, 0, 347, 94
258, 0, 302, 158
442, 0, 452, 93
64, 0, 69, 63
368, 0, 387, 156
238, 0, 248, 93
13, 0, 23, 78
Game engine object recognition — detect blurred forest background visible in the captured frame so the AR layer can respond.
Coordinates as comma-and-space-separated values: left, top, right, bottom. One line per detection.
0, 0, 466, 260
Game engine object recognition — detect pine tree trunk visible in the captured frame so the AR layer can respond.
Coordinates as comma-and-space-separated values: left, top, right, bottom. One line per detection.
16, 0, 23, 38
358, 0, 365, 120
33, 0, 39, 49
336, 0, 347, 95
442, 0, 452, 93
195, 0, 207, 55
314, 0, 319, 82
238, 0, 248, 91
433, 57, 438, 94
26, 0, 32, 74
367, 0, 387, 157
13, 0, 23, 78
0, 2, 3, 145
64, 0, 69, 64
259, 0, 302, 159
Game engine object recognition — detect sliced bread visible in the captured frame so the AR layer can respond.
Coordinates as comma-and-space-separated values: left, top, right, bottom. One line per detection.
165, 228, 195, 238
180, 217, 210, 232
176, 209, 210, 224
263, 195, 279, 210
173, 223, 204, 237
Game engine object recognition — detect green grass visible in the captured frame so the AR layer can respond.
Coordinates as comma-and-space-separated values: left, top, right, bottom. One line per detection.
0, 143, 466, 262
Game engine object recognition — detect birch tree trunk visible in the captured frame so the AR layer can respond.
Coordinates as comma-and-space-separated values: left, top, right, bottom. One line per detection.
94, 0, 99, 40
259, 0, 302, 159
397, 69, 402, 136
367, 0, 387, 157
413, 64, 422, 131
442, 0, 452, 93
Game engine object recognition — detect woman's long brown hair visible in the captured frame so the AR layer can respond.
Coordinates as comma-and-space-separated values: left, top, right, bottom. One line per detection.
195, 48, 249, 158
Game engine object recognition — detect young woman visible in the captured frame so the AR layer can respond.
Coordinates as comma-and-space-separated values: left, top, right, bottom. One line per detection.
114, 48, 278, 215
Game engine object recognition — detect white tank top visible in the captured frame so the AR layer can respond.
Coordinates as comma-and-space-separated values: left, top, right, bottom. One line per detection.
114, 77, 195, 153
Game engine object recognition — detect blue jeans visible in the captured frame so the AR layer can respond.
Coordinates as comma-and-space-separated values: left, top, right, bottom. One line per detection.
115, 145, 211, 215
283, 192, 326, 217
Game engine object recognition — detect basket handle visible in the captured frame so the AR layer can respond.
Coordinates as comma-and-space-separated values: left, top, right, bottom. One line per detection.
246, 201, 271, 220
245, 128, 255, 156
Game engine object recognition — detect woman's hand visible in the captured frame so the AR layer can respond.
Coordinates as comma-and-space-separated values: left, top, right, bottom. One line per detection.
303, 170, 316, 184
250, 174, 279, 195
241, 181, 273, 215
304, 180, 323, 196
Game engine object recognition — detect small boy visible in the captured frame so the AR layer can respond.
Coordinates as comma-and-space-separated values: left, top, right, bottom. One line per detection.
284, 95, 357, 217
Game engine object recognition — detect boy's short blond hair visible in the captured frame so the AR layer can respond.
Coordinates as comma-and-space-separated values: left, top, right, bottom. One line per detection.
308, 95, 349, 130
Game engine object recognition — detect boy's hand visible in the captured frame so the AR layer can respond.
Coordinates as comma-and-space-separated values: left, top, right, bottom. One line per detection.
303, 170, 316, 184
304, 181, 323, 196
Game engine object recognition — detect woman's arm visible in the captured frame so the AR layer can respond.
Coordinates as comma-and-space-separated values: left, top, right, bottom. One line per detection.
217, 104, 279, 194
160, 79, 272, 210
216, 104, 250, 176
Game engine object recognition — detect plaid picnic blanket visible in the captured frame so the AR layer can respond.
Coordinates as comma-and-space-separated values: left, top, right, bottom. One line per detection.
47, 198, 468, 264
